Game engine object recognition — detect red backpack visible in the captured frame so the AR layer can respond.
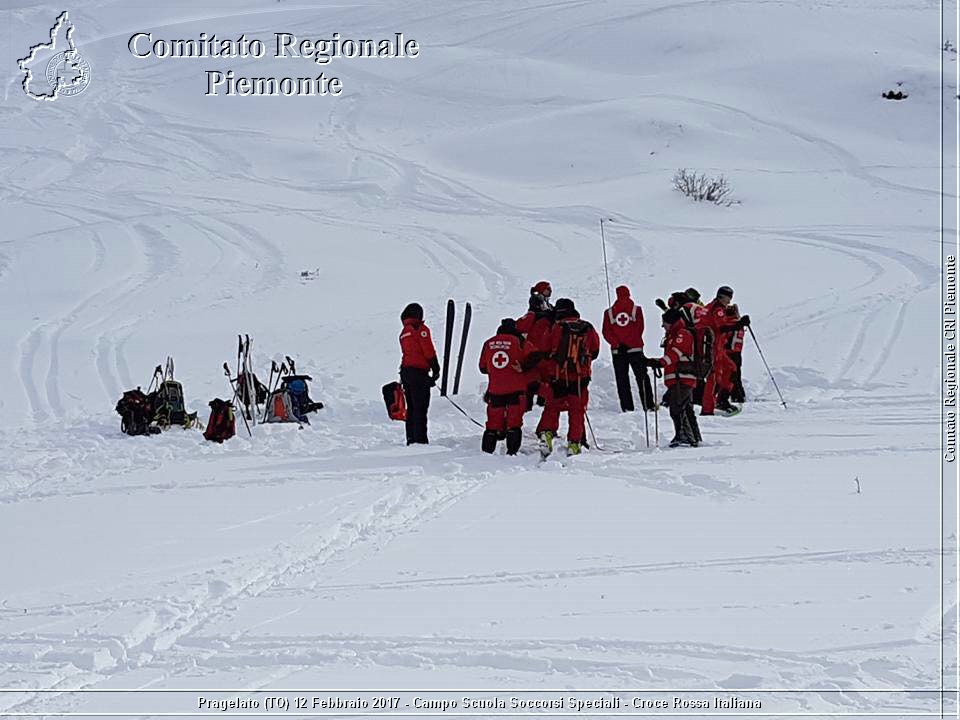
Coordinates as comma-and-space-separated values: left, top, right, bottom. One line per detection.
203, 398, 235, 443
382, 381, 407, 421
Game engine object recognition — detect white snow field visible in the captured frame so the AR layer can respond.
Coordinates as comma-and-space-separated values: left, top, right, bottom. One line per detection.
0, 0, 955, 717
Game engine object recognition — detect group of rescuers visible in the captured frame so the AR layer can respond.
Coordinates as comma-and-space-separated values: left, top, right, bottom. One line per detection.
398, 283, 751, 456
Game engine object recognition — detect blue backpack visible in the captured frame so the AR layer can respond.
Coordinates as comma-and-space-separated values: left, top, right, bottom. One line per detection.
280, 375, 323, 423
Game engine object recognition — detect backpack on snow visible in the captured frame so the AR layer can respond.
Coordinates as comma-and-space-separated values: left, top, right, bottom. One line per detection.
154, 379, 187, 426
116, 387, 160, 436
147, 357, 199, 429
265, 374, 323, 424
236, 372, 268, 407
203, 398, 235, 443
382, 381, 407, 421
553, 320, 593, 380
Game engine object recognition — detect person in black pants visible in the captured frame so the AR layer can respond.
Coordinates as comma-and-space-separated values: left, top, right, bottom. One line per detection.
601, 285, 654, 412
399, 303, 440, 444
611, 352, 655, 411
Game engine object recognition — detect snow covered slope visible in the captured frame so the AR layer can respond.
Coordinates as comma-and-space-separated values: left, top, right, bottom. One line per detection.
0, 0, 953, 715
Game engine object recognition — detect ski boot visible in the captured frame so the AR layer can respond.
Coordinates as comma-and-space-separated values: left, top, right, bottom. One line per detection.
505, 428, 522, 456
567, 441, 582, 456
538, 430, 555, 458
716, 391, 741, 417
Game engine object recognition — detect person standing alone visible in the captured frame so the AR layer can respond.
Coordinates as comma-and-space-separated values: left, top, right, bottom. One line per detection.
602, 285, 654, 412
399, 303, 440, 445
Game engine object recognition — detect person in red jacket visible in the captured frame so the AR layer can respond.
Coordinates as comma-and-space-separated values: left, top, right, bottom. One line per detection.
602, 285, 654, 412
479, 318, 537, 455
646, 308, 702, 447
700, 286, 750, 415
516, 291, 555, 409
399, 302, 440, 445
726, 304, 747, 403
531, 280, 553, 308
535, 298, 601, 456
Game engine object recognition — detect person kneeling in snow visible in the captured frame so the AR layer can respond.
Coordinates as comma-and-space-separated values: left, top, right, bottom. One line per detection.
479, 318, 539, 455
647, 308, 702, 448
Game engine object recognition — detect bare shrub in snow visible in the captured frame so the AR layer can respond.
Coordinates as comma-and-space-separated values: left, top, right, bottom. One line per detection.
672, 169, 737, 206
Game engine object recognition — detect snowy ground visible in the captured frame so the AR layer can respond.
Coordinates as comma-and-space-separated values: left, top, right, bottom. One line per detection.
0, 0, 955, 717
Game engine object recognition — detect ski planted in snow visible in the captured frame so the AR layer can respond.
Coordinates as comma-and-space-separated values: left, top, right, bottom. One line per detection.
244, 335, 257, 425
440, 299, 455, 396
223, 360, 252, 436
452, 301, 471, 395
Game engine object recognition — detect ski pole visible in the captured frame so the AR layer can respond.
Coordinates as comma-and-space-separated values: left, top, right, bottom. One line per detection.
223, 362, 251, 436
147, 365, 162, 393
443, 394, 484, 428
261, 360, 280, 423
653, 371, 660, 448
599, 218, 614, 310
642, 378, 650, 449
747, 326, 787, 408
584, 410, 602, 451
578, 374, 602, 451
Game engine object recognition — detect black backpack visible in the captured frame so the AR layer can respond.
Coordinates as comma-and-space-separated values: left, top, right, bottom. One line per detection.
116, 388, 159, 436
553, 320, 594, 380
203, 398, 235, 443
680, 306, 714, 381
154, 379, 186, 427
147, 357, 199, 429
236, 372, 268, 407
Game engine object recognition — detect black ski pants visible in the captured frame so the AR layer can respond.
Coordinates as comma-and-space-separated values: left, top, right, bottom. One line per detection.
729, 351, 745, 402
612, 351, 654, 412
669, 384, 701, 443
400, 366, 432, 444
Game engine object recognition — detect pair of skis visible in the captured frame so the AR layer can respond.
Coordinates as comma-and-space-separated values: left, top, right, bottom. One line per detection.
222, 335, 257, 436
440, 299, 471, 397
439, 299, 483, 426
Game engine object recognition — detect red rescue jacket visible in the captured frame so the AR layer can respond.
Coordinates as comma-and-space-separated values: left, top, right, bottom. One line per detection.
479, 333, 531, 396
517, 311, 553, 349
656, 320, 697, 387
517, 310, 554, 383
399, 318, 437, 370
602, 285, 645, 352
704, 298, 740, 360
729, 328, 745, 352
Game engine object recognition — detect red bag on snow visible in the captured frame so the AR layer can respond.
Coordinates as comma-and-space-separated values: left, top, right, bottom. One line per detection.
382, 381, 407, 421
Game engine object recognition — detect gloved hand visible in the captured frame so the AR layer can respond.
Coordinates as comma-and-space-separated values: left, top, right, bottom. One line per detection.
428, 358, 441, 386
738, 314, 751, 328
646, 357, 661, 369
